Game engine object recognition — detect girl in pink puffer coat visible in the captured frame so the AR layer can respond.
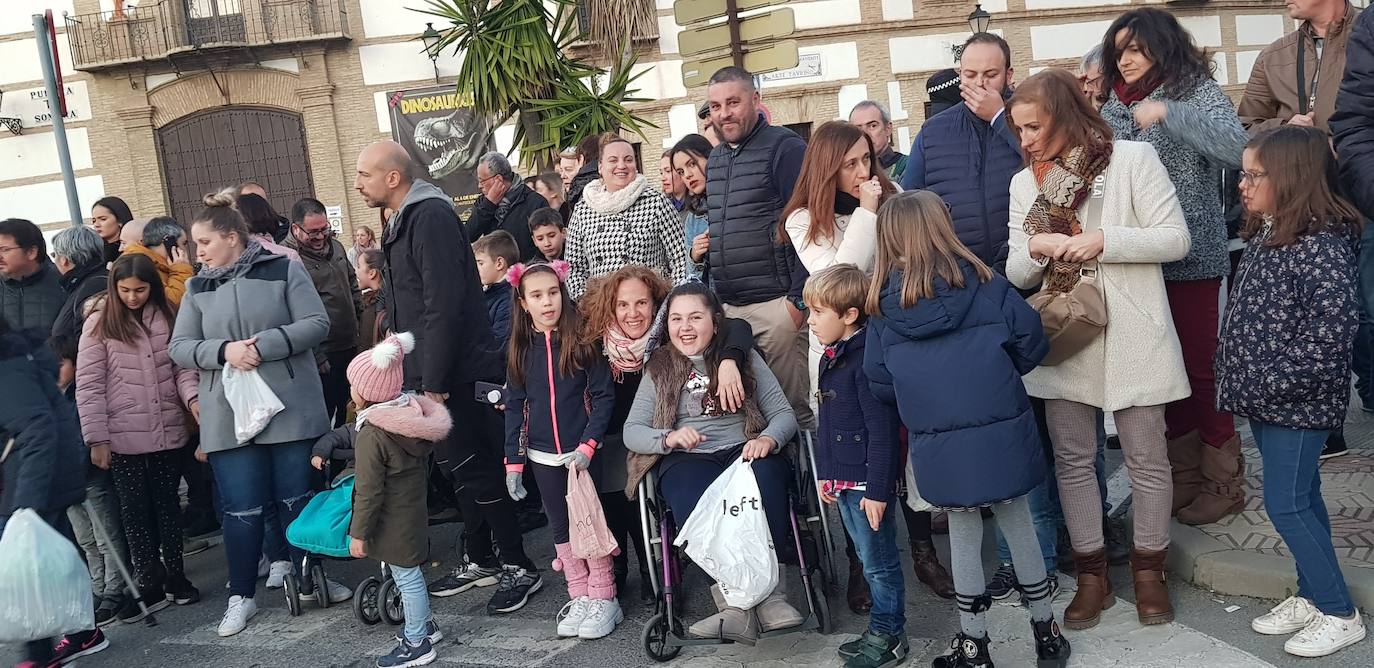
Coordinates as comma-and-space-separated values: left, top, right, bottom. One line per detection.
77, 253, 201, 607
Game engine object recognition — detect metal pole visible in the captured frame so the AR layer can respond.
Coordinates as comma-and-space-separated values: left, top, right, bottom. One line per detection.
725, 0, 743, 69
33, 13, 84, 227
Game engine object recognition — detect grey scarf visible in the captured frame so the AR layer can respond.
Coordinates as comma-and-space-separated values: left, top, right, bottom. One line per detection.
199, 239, 265, 281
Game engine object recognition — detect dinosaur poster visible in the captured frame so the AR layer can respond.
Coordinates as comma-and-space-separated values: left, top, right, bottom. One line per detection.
387, 85, 495, 222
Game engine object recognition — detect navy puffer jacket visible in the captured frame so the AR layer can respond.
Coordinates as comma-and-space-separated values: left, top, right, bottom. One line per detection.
902, 104, 1023, 272
865, 261, 1047, 508
1215, 225, 1359, 430
0, 329, 87, 519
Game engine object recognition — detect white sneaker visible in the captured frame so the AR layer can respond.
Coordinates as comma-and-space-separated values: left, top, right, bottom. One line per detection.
577, 598, 623, 640
218, 595, 258, 637
1253, 596, 1320, 635
300, 578, 353, 603
1285, 610, 1367, 657
265, 561, 292, 589
556, 596, 592, 637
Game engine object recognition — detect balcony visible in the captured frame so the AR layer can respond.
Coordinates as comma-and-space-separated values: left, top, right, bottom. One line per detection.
65, 0, 351, 72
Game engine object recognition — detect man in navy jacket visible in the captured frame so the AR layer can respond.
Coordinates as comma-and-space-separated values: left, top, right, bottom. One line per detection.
901, 33, 1024, 274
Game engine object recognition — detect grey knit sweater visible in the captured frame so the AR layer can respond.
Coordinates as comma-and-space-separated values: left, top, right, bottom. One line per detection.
1101, 77, 1247, 281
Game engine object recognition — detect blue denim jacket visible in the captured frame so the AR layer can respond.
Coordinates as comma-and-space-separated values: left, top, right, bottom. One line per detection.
683, 211, 709, 280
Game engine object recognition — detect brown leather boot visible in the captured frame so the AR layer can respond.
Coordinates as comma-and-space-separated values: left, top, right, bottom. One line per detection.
911, 540, 956, 599
846, 547, 872, 614
1177, 435, 1245, 525
1064, 549, 1114, 630
1167, 430, 1205, 515
1130, 548, 1174, 625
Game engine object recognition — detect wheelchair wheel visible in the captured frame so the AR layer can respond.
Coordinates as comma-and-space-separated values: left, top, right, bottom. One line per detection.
378, 577, 405, 625
641, 612, 681, 662
310, 563, 330, 609
284, 574, 303, 617
354, 576, 383, 625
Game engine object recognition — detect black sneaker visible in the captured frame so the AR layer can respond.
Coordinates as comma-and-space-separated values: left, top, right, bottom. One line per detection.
1321, 434, 1349, 460
51, 628, 109, 664
94, 595, 121, 627
486, 566, 542, 614
986, 564, 1017, 600
842, 630, 908, 668
118, 588, 170, 623
166, 575, 201, 606
1032, 618, 1071, 668
428, 562, 502, 597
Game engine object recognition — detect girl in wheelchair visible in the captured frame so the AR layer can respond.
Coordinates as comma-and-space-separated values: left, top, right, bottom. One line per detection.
624, 282, 804, 644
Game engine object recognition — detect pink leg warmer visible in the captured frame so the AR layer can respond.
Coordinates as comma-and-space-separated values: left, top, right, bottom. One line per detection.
586, 554, 617, 600
553, 543, 589, 599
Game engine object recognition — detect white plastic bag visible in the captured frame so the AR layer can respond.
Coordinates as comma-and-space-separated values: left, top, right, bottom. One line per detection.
674, 458, 778, 609
0, 509, 94, 643
223, 366, 284, 444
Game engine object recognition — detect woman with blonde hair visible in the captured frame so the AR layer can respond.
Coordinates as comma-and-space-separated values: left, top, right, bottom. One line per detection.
864, 189, 1068, 667
1006, 68, 1191, 631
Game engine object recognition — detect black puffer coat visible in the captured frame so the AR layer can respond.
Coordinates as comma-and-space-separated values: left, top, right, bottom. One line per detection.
1215, 224, 1360, 430
52, 260, 107, 340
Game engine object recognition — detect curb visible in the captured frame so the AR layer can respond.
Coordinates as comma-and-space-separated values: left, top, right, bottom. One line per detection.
1167, 520, 1374, 610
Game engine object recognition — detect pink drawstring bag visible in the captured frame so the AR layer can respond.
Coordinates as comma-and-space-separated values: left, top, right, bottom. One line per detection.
566, 466, 620, 559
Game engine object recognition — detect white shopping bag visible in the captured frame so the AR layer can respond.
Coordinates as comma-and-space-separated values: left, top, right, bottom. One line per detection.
674, 458, 778, 609
223, 366, 284, 444
0, 509, 95, 643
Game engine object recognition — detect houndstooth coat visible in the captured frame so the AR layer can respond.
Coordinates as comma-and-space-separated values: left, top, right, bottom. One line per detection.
565, 178, 688, 299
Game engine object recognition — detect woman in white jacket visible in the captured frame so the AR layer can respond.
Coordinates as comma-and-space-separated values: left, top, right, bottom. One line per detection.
779, 121, 957, 604
1005, 69, 1190, 632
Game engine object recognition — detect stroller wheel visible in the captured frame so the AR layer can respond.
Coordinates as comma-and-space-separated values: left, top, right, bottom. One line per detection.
310, 563, 330, 609
353, 577, 383, 625
378, 577, 405, 626
284, 574, 303, 617
641, 612, 681, 662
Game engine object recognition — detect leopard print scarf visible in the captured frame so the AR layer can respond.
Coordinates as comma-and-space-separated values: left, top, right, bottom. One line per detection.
1023, 141, 1113, 293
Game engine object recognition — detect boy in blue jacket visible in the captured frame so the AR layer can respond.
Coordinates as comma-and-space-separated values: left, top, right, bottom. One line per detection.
805, 265, 906, 668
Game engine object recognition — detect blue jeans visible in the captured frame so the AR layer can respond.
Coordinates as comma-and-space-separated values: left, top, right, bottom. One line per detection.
836, 490, 905, 637
1250, 420, 1355, 617
209, 439, 315, 598
391, 564, 432, 645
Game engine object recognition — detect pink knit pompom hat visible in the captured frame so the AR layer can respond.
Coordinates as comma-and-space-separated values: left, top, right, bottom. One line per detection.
347, 332, 415, 403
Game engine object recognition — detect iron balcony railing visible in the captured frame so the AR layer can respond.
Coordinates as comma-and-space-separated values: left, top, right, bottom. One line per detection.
65, 0, 350, 71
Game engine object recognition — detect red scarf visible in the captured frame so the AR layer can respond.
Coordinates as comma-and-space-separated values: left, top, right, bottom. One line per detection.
1113, 76, 1161, 106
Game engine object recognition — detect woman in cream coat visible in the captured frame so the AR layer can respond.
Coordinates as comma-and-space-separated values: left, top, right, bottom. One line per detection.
1005, 70, 1190, 631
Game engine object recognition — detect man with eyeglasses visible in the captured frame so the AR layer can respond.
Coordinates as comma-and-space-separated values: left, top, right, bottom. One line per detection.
466, 151, 549, 262
287, 198, 362, 428
0, 218, 65, 333
1077, 45, 1105, 110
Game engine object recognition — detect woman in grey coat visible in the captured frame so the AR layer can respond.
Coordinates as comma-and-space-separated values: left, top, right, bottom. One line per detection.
1098, 7, 1249, 527
169, 191, 331, 638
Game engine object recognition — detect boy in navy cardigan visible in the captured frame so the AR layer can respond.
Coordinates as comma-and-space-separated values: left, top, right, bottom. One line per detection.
805, 265, 906, 668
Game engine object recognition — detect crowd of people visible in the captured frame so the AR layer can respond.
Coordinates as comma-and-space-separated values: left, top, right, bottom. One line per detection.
4, 2, 1374, 667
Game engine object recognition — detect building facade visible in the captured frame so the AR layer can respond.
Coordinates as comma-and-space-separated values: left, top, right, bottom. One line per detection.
0, 0, 1327, 243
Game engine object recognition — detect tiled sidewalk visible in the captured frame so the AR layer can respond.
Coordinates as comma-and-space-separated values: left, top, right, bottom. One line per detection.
1171, 402, 1374, 606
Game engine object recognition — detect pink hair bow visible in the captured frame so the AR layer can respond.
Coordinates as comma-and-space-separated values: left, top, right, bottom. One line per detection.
506, 259, 571, 285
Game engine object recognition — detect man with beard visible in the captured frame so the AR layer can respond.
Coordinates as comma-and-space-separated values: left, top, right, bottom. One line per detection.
287, 198, 363, 428
703, 66, 813, 429
353, 141, 542, 614
900, 33, 1023, 273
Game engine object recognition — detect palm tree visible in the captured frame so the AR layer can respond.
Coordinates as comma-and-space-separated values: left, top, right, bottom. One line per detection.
583, 0, 658, 86
417, 0, 654, 170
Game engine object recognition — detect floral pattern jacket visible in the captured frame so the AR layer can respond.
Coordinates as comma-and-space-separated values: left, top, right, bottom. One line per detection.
1215, 222, 1359, 430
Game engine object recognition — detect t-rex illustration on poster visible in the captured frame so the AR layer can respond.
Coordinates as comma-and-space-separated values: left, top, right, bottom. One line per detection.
387, 84, 495, 222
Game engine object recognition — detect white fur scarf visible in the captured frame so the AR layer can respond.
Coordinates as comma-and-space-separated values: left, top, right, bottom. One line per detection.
582, 174, 649, 215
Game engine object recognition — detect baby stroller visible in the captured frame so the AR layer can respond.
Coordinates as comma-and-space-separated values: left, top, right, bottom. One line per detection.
283, 463, 403, 625
636, 432, 836, 662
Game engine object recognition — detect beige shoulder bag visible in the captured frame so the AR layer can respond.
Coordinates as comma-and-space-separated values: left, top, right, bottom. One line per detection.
1027, 179, 1108, 366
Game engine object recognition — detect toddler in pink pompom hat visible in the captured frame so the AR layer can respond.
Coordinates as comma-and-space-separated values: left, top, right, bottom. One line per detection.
347, 332, 414, 404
